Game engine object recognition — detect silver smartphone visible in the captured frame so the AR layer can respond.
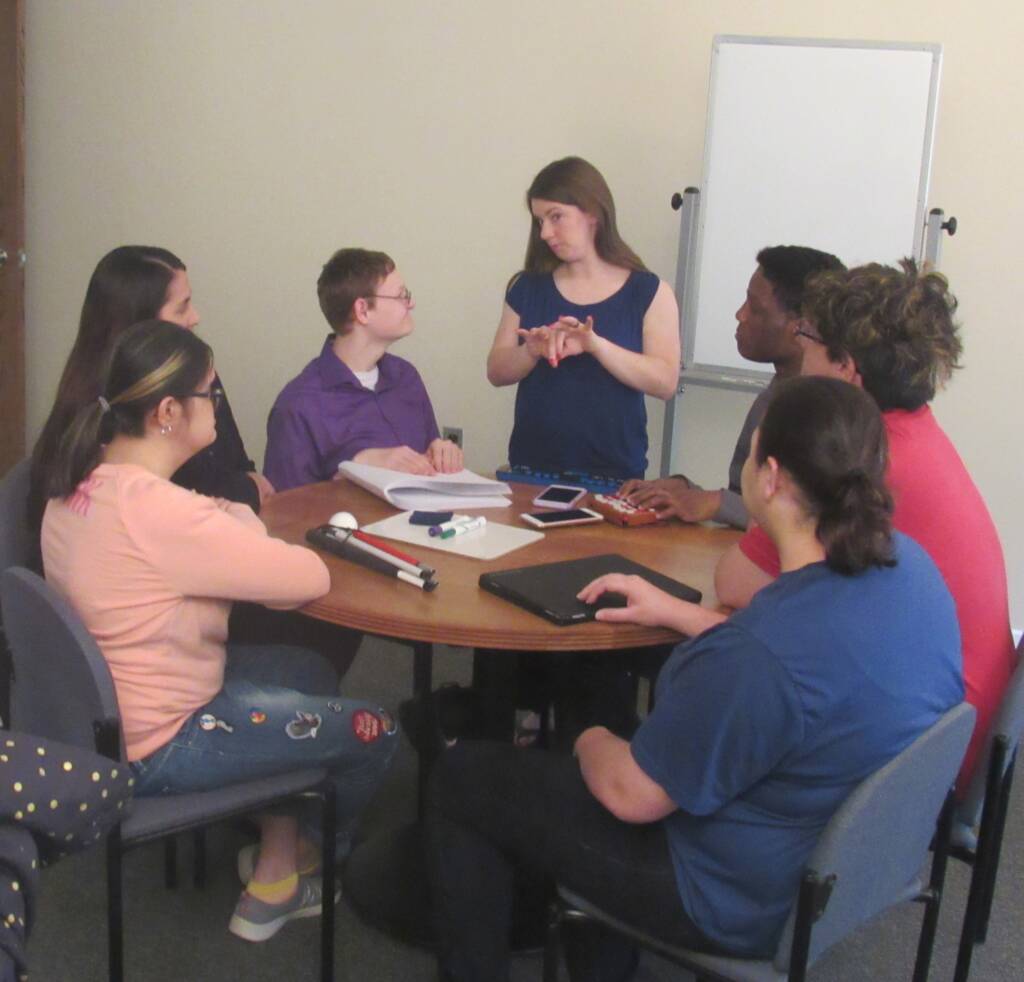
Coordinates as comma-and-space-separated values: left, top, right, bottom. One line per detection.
520, 507, 603, 529
531, 484, 588, 510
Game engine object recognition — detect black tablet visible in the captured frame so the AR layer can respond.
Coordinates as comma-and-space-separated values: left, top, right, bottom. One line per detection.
479, 553, 702, 626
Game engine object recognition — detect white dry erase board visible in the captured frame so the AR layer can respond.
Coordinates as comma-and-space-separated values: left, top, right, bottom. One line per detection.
682, 36, 942, 387
361, 512, 543, 561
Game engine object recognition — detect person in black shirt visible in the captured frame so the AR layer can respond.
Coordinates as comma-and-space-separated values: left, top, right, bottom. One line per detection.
29, 245, 270, 541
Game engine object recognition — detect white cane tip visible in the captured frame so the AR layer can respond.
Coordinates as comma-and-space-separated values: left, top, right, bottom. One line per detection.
328, 511, 358, 530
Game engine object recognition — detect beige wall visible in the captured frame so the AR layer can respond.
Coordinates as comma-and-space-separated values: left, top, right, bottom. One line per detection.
23, 1, 1023, 625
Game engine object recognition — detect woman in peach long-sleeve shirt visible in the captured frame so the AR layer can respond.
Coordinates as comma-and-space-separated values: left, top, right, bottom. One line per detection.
41, 320, 398, 943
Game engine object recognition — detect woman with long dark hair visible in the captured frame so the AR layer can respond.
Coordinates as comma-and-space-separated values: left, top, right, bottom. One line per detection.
41, 320, 397, 941
426, 377, 963, 982
487, 156, 680, 480
29, 245, 268, 537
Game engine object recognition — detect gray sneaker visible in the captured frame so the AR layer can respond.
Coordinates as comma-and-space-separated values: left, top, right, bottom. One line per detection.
236, 844, 320, 885
228, 875, 339, 942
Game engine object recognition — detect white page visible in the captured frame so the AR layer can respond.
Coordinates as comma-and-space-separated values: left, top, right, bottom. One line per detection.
338, 461, 511, 510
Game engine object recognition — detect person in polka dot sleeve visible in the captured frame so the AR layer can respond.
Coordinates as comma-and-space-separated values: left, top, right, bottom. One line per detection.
0, 733, 132, 980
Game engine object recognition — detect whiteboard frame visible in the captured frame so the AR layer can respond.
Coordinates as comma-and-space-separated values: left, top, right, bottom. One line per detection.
679, 35, 943, 391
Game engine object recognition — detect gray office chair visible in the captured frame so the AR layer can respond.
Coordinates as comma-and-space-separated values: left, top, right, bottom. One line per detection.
0, 457, 32, 572
951, 636, 1024, 982
544, 701, 976, 982
0, 567, 337, 982
0, 457, 33, 726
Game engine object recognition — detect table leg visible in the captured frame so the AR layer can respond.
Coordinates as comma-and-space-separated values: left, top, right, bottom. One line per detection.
342, 641, 545, 953
412, 641, 434, 815
412, 640, 433, 698
343, 638, 437, 948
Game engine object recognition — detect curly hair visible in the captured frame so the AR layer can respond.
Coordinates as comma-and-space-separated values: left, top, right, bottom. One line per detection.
802, 258, 962, 411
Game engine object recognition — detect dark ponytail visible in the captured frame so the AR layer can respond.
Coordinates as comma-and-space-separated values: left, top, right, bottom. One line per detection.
757, 376, 894, 575
46, 320, 213, 501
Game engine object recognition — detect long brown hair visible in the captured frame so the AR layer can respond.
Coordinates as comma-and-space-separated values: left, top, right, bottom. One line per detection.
521, 157, 647, 275
29, 246, 186, 529
47, 320, 213, 502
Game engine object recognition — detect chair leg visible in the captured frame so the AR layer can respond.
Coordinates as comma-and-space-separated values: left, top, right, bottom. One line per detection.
320, 780, 336, 982
192, 829, 206, 889
106, 825, 124, 982
954, 842, 991, 982
163, 836, 177, 889
952, 753, 1015, 982
976, 756, 1015, 942
543, 898, 563, 982
787, 871, 833, 982
914, 792, 955, 982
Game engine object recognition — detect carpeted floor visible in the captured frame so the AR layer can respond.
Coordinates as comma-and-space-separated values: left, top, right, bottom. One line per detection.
27, 637, 1023, 981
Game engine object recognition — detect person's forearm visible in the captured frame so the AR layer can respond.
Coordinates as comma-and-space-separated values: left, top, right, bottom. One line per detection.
712, 489, 749, 530
575, 727, 637, 816
588, 335, 678, 399
665, 599, 727, 637
576, 727, 675, 823
714, 543, 773, 609
487, 344, 539, 386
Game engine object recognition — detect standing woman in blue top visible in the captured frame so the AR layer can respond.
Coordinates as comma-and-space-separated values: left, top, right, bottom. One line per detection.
487, 157, 680, 480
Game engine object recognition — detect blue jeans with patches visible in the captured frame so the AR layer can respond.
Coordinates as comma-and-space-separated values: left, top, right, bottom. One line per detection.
129, 643, 399, 852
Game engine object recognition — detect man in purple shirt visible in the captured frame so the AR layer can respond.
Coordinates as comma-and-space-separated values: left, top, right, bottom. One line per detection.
264, 249, 463, 491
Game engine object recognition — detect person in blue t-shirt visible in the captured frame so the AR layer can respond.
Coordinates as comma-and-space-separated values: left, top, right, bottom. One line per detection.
425, 376, 964, 982
486, 156, 680, 480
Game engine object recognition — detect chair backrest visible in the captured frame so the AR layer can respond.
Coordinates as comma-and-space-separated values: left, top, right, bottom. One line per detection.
0, 567, 122, 756
773, 701, 976, 971
0, 458, 34, 572
958, 637, 1024, 827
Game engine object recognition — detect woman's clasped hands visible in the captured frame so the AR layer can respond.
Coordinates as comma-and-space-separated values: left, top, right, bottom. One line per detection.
517, 315, 596, 368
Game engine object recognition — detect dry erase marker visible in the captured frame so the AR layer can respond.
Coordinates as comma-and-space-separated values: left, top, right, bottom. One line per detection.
440, 516, 487, 539
429, 515, 472, 536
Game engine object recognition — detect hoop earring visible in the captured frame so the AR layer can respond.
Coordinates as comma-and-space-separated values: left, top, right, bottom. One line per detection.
160, 424, 172, 436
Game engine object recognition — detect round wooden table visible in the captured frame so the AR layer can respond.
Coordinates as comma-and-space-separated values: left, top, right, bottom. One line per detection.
261, 477, 741, 949
261, 478, 739, 651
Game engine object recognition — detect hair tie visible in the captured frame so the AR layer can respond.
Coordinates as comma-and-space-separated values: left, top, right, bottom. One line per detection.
97, 396, 111, 414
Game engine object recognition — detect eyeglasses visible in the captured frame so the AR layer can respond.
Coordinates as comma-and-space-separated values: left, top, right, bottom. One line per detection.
369, 288, 413, 306
795, 327, 826, 345
189, 387, 223, 410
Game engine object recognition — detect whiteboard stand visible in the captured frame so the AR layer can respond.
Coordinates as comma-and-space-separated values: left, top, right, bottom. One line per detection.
660, 187, 699, 477
924, 208, 958, 269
